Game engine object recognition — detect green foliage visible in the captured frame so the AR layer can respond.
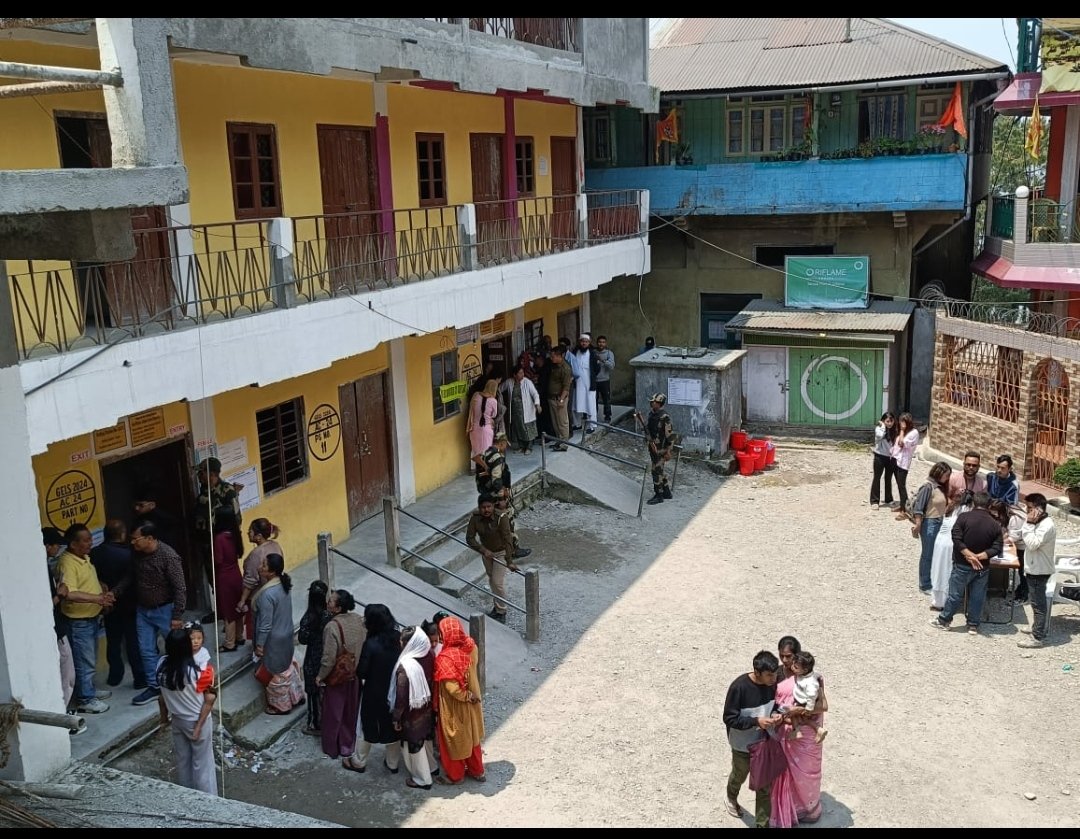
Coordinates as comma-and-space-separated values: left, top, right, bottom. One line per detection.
989, 114, 1047, 195
971, 276, 1031, 305
1053, 458, 1080, 490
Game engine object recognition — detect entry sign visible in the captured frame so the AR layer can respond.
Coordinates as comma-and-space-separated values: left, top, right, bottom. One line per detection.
785, 256, 870, 309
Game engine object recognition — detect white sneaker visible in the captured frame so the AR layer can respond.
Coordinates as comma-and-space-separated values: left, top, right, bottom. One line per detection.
76, 698, 109, 714
1018, 626, 1033, 635
1017, 637, 1045, 648
871, 503, 880, 511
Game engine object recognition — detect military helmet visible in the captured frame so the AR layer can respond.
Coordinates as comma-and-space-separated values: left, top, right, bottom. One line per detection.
649, 393, 667, 406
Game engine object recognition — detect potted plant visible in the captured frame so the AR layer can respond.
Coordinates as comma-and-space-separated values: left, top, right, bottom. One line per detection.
1053, 458, 1080, 508
917, 124, 946, 153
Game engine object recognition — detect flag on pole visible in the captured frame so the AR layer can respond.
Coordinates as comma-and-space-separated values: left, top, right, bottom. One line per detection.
935, 81, 968, 139
655, 107, 679, 163
1025, 95, 1043, 161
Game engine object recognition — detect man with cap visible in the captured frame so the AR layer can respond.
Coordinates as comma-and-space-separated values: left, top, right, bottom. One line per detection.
570, 333, 601, 434
132, 484, 180, 551
194, 456, 241, 585
473, 432, 532, 559
638, 393, 676, 505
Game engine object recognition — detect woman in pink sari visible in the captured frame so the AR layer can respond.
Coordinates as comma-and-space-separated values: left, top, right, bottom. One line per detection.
467, 378, 500, 458
771, 636, 826, 828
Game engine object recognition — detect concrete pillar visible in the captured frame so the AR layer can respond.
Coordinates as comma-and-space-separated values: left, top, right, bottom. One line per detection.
165, 204, 199, 321
524, 568, 540, 643
1060, 105, 1080, 237
1014, 185, 1030, 245
388, 338, 417, 506
317, 532, 334, 591
576, 193, 588, 246
0, 358, 71, 780
468, 613, 486, 695
96, 18, 181, 168
458, 204, 478, 271
382, 496, 400, 568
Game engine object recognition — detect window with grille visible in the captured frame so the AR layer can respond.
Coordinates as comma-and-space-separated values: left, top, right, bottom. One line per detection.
941, 336, 1021, 423
227, 123, 282, 219
257, 398, 308, 495
524, 318, 543, 351
417, 134, 447, 207
584, 113, 611, 162
726, 109, 744, 155
432, 351, 461, 422
515, 137, 535, 195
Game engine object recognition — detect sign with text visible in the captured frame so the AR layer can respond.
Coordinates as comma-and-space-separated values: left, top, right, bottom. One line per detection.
129, 408, 167, 447
93, 421, 129, 456
667, 377, 703, 406
224, 465, 261, 513
440, 380, 468, 404
306, 404, 342, 461
45, 470, 97, 530
784, 256, 869, 309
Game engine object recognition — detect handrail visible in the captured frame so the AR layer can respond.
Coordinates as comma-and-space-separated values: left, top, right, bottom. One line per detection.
586, 420, 684, 492
541, 432, 650, 516
329, 546, 469, 620
542, 432, 646, 469
395, 505, 524, 575
399, 544, 524, 615
592, 419, 685, 451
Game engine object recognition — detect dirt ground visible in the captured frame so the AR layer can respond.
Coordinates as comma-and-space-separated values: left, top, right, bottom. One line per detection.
110, 438, 1080, 828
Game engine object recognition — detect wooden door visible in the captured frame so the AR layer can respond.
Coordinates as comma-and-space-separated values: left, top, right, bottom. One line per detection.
482, 333, 514, 381
317, 125, 381, 291
338, 373, 395, 529
550, 136, 577, 250
58, 115, 173, 329
1030, 359, 1070, 487
470, 133, 505, 264
557, 308, 580, 346
745, 347, 788, 422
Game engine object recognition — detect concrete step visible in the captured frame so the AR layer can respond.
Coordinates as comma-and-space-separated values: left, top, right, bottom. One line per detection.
219, 651, 304, 740
542, 443, 647, 516
231, 698, 307, 751
410, 536, 473, 586
436, 553, 495, 599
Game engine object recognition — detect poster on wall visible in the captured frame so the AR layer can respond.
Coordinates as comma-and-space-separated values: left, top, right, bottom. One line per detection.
129, 408, 167, 447
93, 421, 130, 457
784, 256, 869, 309
217, 437, 248, 473
667, 377, 703, 406
224, 465, 260, 513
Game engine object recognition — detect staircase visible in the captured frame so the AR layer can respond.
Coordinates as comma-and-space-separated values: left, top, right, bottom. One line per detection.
215, 649, 307, 750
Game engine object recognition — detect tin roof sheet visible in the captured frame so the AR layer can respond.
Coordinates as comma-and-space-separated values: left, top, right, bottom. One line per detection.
726, 299, 916, 333
650, 18, 1008, 93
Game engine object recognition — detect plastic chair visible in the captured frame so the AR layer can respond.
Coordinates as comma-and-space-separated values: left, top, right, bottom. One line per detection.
1046, 545, 1080, 634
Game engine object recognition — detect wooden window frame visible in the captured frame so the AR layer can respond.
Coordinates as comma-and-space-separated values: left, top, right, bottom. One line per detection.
432, 350, 461, 422
524, 318, 544, 352
585, 112, 611, 163
857, 93, 907, 143
417, 133, 447, 207
226, 122, 283, 220
515, 137, 536, 196
726, 108, 745, 156
256, 397, 309, 496
730, 96, 806, 157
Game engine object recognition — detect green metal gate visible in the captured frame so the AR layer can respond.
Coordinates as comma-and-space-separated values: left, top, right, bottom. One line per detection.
787, 347, 884, 427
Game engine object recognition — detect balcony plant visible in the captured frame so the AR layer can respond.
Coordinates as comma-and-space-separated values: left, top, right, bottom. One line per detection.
857, 140, 875, 159
1053, 458, 1080, 508
917, 124, 946, 153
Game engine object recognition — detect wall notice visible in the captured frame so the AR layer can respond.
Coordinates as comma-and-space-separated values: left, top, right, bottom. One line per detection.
45, 470, 98, 530
217, 437, 248, 473
224, 465, 260, 513
93, 421, 129, 456
129, 408, 167, 447
667, 377, 703, 406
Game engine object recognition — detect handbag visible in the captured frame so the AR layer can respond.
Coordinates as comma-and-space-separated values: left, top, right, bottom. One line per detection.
748, 735, 789, 791
323, 620, 356, 686
254, 662, 273, 687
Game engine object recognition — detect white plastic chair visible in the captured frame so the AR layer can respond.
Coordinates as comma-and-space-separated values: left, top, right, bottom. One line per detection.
1046, 541, 1080, 634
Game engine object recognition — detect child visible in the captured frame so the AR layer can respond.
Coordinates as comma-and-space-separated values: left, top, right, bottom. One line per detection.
187, 622, 211, 670
296, 580, 330, 735
787, 651, 827, 744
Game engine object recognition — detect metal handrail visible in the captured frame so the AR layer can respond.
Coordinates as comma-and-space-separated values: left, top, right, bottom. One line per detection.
329, 546, 469, 620
543, 432, 646, 469
395, 505, 524, 575
592, 419, 685, 451
399, 544, 524, 615
540, 432, 651, 517
584, 420, 684, 493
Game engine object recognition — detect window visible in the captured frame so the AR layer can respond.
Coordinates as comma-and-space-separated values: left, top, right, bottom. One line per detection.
257, 398, 308, 495
941, 336, 1021, 423
726, 110, 744, 155
858, 94, 906, 143
227, 123, 282, 218
729, 95, 804, 156
916, 84, 954, 129
791, 103, 807, 146
584, 113, 611, 162
524, 318, 543, 351
515, 138, 535, 195
432, 351, 461, 422
417, 134, 446, 207
754, 245, 834, 268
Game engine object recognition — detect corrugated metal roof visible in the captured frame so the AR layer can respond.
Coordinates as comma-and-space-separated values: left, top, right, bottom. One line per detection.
650, 18, 1008, 93
726, 299, 915, 333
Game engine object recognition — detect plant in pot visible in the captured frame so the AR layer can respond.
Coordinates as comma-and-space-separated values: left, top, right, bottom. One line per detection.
1053, 458, 1080, 509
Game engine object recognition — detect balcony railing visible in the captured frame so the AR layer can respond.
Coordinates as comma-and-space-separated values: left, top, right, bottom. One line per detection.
7, 192, 643, 360
431, 18, 579, 52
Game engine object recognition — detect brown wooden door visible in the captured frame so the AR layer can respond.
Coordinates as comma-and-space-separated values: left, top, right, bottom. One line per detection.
551, 136, 577, 251
317, 125, 382, 291
470, 133, 505, 264
58, 115, 173, 328
338, 373, 395, 529
482, 333, 514, 382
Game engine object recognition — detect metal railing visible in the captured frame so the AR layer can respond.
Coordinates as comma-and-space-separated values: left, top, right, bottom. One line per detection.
585, 189, 642, 243
540, 432, 651, 517
399, 543, 522, 614
395, 505, 523, 577
989, 194, 1015, 239
431, 17, 580, 52
472, 194, 580, 267
590, 419, 684, 492
929, 296, 1080, 340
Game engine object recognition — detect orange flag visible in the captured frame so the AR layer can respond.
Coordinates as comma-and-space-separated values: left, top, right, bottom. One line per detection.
936, 82, 968, 139
1025, 95, 1043, 160
655, 107, 679, 163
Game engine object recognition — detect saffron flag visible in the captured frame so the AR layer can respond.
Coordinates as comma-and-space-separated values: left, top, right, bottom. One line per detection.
655, 107, 679, 163
1025, 95, 1043, 161
935, 81, 968, 139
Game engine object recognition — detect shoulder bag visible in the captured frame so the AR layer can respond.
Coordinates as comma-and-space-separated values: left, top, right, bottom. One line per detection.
324, 620, 356, 686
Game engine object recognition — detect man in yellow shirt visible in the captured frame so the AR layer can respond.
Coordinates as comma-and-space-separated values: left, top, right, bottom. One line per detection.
58, 523, 114, 714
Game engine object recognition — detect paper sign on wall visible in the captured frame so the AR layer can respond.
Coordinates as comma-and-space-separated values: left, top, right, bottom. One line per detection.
217, 437, 248, 473
224, 465, 260, 513
667, 377, 702, 406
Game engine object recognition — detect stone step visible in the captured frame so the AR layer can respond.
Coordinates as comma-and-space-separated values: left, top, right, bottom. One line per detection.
218, 651, 304, 739
435, 553, 496, 599
230, 697, 308, 751
410, 537, 475, 587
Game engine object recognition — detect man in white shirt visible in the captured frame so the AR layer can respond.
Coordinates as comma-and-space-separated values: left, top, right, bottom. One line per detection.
1017, 493, 1057, 648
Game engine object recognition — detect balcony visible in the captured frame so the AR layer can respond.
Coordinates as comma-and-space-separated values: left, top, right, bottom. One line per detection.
976, 188, 1080, 291
585, 154, 967, 216
6, 190, 644, 360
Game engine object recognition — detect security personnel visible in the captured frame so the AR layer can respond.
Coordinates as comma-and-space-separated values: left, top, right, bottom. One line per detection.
474, 432, 531, 558
641, 393, 675, 505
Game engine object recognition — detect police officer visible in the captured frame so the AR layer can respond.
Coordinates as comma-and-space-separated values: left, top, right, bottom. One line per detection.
640, 393, 675, 505
473, 432, 532, 558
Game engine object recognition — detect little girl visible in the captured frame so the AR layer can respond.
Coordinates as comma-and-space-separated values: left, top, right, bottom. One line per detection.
187, 622, 211, 670
787, 651, 827, 744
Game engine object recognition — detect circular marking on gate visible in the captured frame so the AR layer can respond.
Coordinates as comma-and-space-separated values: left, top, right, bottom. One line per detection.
799, 355, 869, 421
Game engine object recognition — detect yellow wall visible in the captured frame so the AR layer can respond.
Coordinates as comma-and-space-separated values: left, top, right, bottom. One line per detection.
172, 62, 375, 224
405, 329, 480, 496
209, 345, 388, 563
524, 293, 583, 343
32, 401, 191, 536
514, 98, 577, 198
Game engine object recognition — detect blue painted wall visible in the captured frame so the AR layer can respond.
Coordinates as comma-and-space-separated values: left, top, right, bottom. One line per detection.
586, 154, 968, 216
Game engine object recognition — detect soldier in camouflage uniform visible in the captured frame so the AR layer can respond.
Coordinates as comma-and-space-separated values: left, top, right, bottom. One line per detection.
473, 432, 532, 558
642, 393, 675, 505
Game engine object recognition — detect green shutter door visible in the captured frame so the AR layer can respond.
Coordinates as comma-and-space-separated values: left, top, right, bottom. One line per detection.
787, 348, 883, 427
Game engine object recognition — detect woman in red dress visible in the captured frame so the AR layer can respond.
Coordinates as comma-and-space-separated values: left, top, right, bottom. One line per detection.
212, 508, 245, 652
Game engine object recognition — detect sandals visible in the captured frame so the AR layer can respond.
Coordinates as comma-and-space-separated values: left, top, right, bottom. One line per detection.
342, 757, 366, 774
219, 644, 238, 653
405, 778, 432, 790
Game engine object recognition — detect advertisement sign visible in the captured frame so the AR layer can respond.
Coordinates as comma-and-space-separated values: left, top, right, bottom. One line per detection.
784, 256, 869, 309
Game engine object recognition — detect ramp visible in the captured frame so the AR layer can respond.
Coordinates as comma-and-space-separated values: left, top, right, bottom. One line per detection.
543, 443, 646, 516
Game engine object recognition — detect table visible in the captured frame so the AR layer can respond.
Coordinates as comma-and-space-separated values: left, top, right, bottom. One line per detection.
982, 551, 1021, 625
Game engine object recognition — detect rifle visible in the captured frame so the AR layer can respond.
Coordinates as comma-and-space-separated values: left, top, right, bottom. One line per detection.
633, 410, 659, 455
